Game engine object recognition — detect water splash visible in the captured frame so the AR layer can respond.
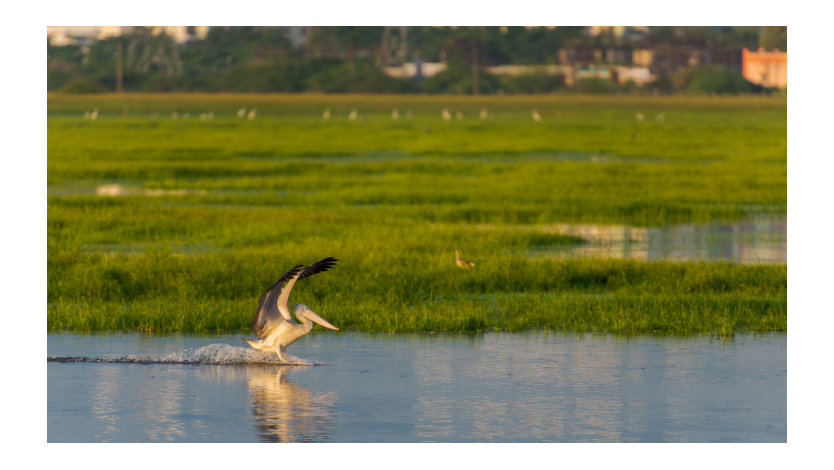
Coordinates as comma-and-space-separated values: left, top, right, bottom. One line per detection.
48, 343, 314, 366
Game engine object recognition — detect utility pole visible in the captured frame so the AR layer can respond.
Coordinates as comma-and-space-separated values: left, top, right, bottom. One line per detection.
116, 41, 124, 92
471, 39, 480, 95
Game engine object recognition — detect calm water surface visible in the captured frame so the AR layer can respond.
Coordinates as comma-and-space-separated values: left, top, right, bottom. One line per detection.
527, 215, 786, 264
47, 332, 786, 443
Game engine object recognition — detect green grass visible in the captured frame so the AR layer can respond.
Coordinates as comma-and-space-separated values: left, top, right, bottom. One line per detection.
47, 93, 787, 336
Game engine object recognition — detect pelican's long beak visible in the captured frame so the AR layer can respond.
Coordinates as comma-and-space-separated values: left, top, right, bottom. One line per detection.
305, 309, 339, 331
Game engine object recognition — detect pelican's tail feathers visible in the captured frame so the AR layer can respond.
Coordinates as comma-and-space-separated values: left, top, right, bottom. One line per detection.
242, 338, 265, 350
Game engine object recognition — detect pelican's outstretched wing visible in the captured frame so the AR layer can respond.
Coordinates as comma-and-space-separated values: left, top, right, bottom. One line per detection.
275, 257, 338, 321
251, 264, 303, 336
251, 258, 339, 338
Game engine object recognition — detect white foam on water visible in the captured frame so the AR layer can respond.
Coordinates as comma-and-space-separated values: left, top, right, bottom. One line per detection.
49, 343, 315, 366
160, 343, 313, 365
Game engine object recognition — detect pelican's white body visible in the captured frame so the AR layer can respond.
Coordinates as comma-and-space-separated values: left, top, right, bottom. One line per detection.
244, 304, 337, 362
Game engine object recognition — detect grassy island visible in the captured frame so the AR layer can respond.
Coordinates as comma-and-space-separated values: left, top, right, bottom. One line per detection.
47, 93, 786, 336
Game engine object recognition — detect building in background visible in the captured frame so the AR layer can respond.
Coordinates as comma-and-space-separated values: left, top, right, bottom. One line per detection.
47, 26, 209, 46
742, 48, 787, 89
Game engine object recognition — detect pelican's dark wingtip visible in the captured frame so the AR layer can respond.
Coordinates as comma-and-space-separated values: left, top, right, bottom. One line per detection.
298, 256, 339, 280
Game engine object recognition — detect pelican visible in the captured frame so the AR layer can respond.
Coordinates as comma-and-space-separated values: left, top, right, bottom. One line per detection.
635, 112, 644, 122
348, 109, 358, 121
480, 108, 488, 120
90, 108, 99, 121
247, 108, 257, 120
441, 108, 451, 121
237, 107, 247, 118
531, 109, 541, 122
455, 250, 476, 268
322, 108, 331, 120
391, 108, 399, 120
243, 257, 340, 363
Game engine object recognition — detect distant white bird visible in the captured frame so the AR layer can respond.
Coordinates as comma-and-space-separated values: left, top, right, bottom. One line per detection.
456, 111, 464, 120
480, 108, 488, 120
656, 112, 665, 122
391, 109, 399, 120
442, 108, 451, 121
237, 107, 247, 118
243, 257, 340, 363
455, 250, 476, 268
90, 108, 99, 121
348, 109, 358, 121
247, 109, 257, 120
531, 109, 541, 122
635, 112, 644, 122
322, 108, 331, 120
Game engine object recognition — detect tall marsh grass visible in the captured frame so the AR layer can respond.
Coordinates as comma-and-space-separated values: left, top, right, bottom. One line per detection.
47, 93, 786, 335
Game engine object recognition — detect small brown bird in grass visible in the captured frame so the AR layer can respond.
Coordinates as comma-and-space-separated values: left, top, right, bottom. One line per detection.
455, 250, 476, 268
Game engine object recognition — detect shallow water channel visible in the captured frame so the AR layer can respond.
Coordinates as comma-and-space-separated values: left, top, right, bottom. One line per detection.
526, 215, 786, 264
47, 332, 786, 443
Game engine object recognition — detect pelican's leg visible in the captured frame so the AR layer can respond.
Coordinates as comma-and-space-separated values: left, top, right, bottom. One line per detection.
275, 346, 291, 364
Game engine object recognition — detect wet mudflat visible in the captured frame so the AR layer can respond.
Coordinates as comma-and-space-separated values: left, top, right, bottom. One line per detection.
48, 332, 786, 443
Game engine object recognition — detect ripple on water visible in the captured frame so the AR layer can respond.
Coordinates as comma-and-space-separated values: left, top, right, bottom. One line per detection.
48, 343, 314, 366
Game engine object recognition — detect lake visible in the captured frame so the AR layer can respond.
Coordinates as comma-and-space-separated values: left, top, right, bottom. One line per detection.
47, 331, 786, 443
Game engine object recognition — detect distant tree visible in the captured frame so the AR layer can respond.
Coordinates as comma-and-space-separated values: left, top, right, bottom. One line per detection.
673, 65, 761, 95
759, 26, 787, 51
439, 27, 505, 94
643, 75, 673, 95
122, 28, 182, 76
494, 26, 582, 64
499, 72, 565, 94
576, 78, 615, 94
60, 79, 106, 93
47, 44, 84, 90
703, 26, 760, 49
181, 27, 294, 71
308, 27, 383, 72
306, 62, 414, 93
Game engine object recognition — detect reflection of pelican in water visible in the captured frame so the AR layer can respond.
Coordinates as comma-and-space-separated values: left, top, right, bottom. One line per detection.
247, 366, 337, 442
243, 257, 340, 363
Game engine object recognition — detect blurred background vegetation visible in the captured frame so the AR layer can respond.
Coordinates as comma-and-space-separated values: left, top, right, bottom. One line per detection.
48, 26, 787, 96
